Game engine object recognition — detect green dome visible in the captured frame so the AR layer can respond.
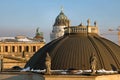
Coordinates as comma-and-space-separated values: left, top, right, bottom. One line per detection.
56, 11, 68, 20
54, 11, 70, 26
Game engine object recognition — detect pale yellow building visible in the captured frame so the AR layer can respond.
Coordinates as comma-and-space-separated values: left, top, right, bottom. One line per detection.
0, 28, 45, 70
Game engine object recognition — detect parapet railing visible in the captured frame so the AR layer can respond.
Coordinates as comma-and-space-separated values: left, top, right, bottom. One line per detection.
65, 26, 87, 34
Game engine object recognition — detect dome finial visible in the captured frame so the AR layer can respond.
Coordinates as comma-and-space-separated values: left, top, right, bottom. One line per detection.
61, 6, 64, 12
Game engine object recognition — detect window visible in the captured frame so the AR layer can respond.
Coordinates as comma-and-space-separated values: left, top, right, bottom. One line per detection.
12, 46, 15, 52
33, 46, 36, 52
5, 46, 8, 52
26, 46, 29, 52
19, 46, 22, 52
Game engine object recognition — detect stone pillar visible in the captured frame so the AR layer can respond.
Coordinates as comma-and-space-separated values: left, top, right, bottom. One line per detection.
30, 46, 33, 52
0, 46, 3, 53
17, 46, 20, 53
8, 46, 11, 53
15, 46, 17, 53
0, 54, 3, 72
28, 46, 31, 52
22, 46, 24, 52
10, 45, 13, 53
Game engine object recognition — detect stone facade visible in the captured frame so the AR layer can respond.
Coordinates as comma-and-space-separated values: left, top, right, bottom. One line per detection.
0, 27, 45, 70
0, 42, 45, 69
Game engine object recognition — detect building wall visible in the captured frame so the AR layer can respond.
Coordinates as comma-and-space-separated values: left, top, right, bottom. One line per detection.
0, 42, 45, 69
0, 42, 45, 54
50, 26, 66, 41
88, 26, 98, 34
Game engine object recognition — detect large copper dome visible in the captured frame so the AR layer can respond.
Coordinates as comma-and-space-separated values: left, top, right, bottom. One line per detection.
25, 25, 120, 71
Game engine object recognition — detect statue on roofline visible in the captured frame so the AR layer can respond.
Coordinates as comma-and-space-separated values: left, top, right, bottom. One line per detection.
90, 53, 97, 74
36, 27, 43, 37
45, 52, 51, 75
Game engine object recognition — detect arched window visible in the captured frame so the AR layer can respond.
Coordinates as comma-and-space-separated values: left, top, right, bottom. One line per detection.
19, 46, 22, 52
26, 46, 29, 52
5, 46, 8, 52
33, 46, 36, 52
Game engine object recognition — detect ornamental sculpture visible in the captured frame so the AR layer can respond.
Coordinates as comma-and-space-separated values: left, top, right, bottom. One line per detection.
45, 53, 51, 75
90, 53, 97, 74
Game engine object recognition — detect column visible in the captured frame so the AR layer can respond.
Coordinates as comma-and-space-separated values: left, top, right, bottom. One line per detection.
29, 46, 32, 53
8, 46, 11, 53
1, 45, 3, 53
14, 46, 17, 53
0, 54, 3, 72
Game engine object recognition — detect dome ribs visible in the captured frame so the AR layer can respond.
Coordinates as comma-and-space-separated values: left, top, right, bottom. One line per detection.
101, 38, 120, 66
101, 37, 120, 55
92, 36, 113, 70
68, 38, 76, 69
83, 37, 93, 70
94, 36, 120, 70
73, 37, 81, 69
51, 36, 69, 69
80, 37, 88, 70
25, 33, 120, 71
88, 36, 105, 69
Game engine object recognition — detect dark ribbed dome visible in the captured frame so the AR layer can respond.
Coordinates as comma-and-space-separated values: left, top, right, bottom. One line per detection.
25, 33, 120, 71
53, 11, 70, 26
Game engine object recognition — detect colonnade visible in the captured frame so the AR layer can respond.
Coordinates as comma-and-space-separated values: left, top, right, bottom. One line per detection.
0, 42, 45, 54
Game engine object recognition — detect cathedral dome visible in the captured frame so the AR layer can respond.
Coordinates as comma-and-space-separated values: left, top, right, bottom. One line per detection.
54, 10, 70, 26
25, 26, 120, 71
